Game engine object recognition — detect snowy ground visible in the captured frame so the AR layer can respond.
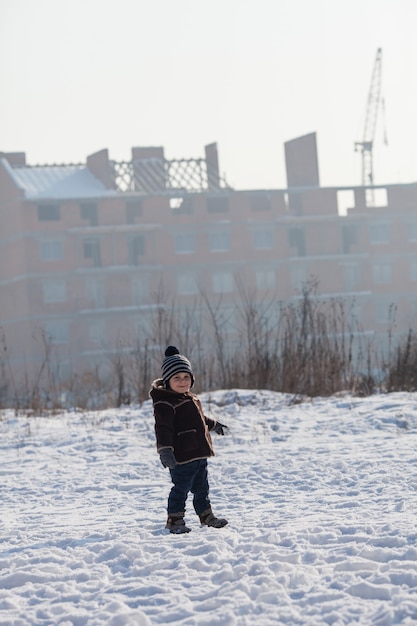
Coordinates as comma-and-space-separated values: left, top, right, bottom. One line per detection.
1, 389, 417, 626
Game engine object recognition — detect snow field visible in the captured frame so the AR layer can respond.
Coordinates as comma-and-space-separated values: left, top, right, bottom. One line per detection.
1, 390, 417, 625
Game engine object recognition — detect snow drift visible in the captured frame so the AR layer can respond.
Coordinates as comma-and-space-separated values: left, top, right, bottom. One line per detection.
1, 390, 417, 625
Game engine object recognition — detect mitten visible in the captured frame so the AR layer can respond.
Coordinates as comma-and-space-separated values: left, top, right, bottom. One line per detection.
159, 448, 177, 469
213, 421, 228, 435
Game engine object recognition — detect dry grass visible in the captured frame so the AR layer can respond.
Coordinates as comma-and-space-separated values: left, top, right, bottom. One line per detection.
0, 281, 415, 413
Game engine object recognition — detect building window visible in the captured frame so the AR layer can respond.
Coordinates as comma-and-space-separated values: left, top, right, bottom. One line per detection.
129, 235, 145, 265
177, 310, 202, 336
83, 238, 101, 266
343, 263, 360, 290
170, 196, 193, 214
410, 258, 417, 282
132, 275, 148, 305
375, 300, 395, 323
212, 271, 234, 293
407, 220, 417, 242
42, 279, 66, 303
369, 222, 389, 244
40, 239, 63, 261
253, 229, 274, 250
44, 320, 69, 344
209, 232, 230, 252
372, 188, 388, 208
88, 318, 105, 344
177, 272, 199, 295
341, 224, 358, 254
80, 203, 98, 225
85, 278, 104, 307
291, 265, 306, 291
349, 301, 363, 325
126, 200, 143, 223
372, 262, 392, 284
213, 306, 236, 333
288, 227, 306, 256
288, 192, 303, 213
256, 269, 275, 291
174, 233, 196, 254
207, 197, 229, 213
337, 190, 355, 216
250, 194, 271, 212
134, 311, 154, 336
37, 204, 60, 221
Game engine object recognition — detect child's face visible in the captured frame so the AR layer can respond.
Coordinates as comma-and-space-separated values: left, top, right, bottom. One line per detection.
169, 372, 192, 393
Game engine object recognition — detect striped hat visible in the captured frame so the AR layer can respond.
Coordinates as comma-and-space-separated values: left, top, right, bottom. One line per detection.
161, 346, 195, 388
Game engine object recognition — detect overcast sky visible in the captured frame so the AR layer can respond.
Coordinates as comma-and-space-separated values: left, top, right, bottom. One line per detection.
1, 0, 416, 190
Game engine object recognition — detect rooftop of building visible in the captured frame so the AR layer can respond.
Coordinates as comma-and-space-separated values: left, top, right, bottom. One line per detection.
0, 142, 231, 200
1, 159, 113, 200
1, 136, 416, 203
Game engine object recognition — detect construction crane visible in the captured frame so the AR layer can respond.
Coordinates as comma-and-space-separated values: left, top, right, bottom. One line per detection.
354, 47, 384, 205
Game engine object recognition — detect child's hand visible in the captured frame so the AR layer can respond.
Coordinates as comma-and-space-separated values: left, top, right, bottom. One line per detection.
159, 448, 177, 469
213, 421, 228, 435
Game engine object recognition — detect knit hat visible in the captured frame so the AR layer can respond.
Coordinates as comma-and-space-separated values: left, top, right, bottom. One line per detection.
161, 346, 195, 388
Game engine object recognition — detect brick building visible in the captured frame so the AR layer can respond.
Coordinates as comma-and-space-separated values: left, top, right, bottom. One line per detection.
1, 133, 417, 388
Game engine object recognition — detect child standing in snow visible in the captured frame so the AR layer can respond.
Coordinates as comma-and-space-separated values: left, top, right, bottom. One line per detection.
150, 346, 228, 534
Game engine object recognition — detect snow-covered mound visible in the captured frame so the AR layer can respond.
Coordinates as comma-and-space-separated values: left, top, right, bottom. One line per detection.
1, 390, 417, 625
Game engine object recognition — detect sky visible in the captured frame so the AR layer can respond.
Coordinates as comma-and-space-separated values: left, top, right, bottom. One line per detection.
1, 389, 417, 624
1, 0, 416, 190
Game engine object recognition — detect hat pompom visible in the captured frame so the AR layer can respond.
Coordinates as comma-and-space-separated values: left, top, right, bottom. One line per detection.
165, 346, 180, 357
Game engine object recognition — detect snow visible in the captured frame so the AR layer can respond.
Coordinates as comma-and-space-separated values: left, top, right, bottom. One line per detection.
7, 163, 113, 199
1, 389, 417, 625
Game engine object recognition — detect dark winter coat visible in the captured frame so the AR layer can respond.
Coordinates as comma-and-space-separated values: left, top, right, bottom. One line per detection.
150, 379, 216, 465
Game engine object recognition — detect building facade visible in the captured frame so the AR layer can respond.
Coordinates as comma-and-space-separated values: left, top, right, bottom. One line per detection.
1, 134, 417, 387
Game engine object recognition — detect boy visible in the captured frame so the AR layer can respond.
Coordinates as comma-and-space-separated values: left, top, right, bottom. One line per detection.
150, 346, 228, 534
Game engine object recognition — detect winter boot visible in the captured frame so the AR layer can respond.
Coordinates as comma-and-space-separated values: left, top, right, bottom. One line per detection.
199, 507, 228, 528
165, 512, 191, 534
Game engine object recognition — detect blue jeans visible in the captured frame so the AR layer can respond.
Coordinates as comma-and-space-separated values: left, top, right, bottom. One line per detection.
168, 459, 211, 516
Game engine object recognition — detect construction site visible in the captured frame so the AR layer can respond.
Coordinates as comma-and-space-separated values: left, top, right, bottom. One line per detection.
0, 50, 416, 400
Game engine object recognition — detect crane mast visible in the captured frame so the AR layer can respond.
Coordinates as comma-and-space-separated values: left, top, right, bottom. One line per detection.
355, 47, 383, 206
